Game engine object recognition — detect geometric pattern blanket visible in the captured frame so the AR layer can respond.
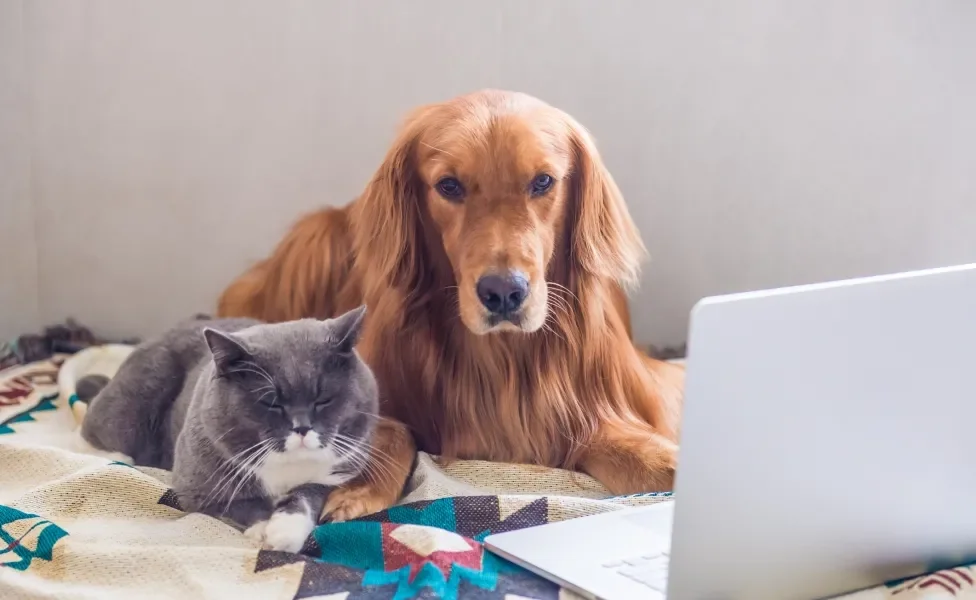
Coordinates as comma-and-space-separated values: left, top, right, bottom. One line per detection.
2, 350, 975, 599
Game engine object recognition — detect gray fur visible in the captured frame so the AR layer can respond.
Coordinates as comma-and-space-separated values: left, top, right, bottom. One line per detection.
75, 374, 111, 403
81, 306, 378, 535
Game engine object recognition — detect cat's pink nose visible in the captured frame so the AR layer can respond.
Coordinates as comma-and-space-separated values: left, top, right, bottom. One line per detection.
295, 429, 319, 449
284, 428, 318, 452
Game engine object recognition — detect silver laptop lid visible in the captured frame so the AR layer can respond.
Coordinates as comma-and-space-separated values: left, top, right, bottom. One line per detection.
669, 264, 976, 600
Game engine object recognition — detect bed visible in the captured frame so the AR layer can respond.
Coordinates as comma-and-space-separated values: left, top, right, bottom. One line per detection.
0, 344, 967, 599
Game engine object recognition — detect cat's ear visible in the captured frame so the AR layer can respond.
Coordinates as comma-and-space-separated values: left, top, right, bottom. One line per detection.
203, 328, 252, 374
328, 305, 367, 354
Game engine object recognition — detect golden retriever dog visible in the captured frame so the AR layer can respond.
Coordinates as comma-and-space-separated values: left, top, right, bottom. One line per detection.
217, 90, 684, 521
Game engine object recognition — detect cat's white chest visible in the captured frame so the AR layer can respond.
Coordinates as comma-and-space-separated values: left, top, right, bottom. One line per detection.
255, 448, 348, 498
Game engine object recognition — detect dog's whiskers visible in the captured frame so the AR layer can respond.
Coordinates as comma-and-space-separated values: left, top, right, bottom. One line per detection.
547, 281, 580, 304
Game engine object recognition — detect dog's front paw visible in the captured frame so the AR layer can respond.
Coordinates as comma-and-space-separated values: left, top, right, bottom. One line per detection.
261, 511, 315, 553
322, 484, 392, 522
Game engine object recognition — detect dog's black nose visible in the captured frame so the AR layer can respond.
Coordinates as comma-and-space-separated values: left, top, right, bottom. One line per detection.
477, 271, 530, 315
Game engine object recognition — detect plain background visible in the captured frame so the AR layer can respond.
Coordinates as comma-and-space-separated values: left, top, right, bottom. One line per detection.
2, 0, 975, 345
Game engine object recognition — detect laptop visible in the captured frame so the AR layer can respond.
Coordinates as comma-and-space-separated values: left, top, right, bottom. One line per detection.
485, 263, 976, 600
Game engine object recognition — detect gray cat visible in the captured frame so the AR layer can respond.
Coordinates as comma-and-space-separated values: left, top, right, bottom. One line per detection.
78, 306, 378, 552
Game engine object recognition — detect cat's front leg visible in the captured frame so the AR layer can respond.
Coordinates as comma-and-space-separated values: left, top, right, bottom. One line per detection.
185, 493, 274, 533
250, 484, 331, 553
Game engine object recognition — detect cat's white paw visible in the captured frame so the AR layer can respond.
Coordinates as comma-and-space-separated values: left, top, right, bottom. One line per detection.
243, 520, 268, 545
261, 511, 314, 553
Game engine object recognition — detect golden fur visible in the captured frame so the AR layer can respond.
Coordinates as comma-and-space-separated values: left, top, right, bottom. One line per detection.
218, 90, 684, 519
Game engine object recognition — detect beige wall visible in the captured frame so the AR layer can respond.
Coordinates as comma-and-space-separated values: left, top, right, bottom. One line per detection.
1, 0, 975, 344
0, 0, 39, 340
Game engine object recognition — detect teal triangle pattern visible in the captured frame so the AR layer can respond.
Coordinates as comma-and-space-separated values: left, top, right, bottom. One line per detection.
33, 396, 58, 412
0, 504, 69, 571
0, 392, 60, 435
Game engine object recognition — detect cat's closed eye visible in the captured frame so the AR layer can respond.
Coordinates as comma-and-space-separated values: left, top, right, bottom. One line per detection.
314, 398, 334, 412
259, 399, 285, 414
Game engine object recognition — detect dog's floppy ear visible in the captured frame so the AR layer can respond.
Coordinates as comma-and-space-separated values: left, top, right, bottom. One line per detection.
565, 118, 647, 288
352, 105, 436, 297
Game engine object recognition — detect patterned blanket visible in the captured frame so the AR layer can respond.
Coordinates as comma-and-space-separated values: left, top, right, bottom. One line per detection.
1, 348, 973, 599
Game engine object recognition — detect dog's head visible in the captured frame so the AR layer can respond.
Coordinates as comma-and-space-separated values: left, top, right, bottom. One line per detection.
355, 90, 645, 335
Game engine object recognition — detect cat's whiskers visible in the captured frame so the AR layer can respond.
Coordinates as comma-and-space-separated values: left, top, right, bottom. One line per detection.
203, 438, 275, 508
361, 461, 392, 488
223, 443, 277, 513
199, 427, 240, 484
222, 362, 274, 387
333, 434, 396, 492
201, 458, 240, 492
358, 458, 394, 488
207, 449, 266, 509
332, 433, 397, 484
210, 426, 237, 447
349, 408, 380, 420
216, 442, 275, 513
245, 361, 275, 385
207, 439, 270, 494
330, 437, 372, 473
362, 455, 397, 484
332, 440, 370, 468
332, 443, 380, 487
336, 431, 400, 471
331, 433, 368, 458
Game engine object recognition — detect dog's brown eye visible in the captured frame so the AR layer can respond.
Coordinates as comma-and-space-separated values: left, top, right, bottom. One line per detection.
530, 173, 554, 197
435, 177, 465, 201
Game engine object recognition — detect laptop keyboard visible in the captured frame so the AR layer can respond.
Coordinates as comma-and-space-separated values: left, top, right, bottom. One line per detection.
602, 548, 670, 592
